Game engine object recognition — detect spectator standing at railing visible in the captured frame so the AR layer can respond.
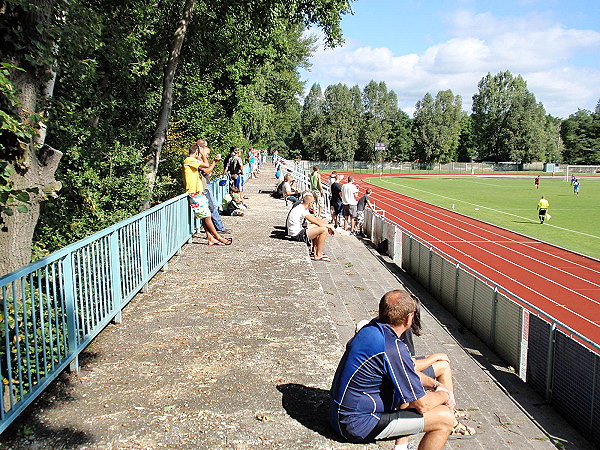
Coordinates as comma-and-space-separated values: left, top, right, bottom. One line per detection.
183, 144, 232, 246
356, 188, 372, 236
227, 148, 245, 194
196, 139, 232, 235
341, 176, 359, 233
310, 165, 325, 218
329, 174, 343, 229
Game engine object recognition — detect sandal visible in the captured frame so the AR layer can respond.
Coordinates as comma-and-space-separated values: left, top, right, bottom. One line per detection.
449, 421, 476, 439
454, 410, 467, 419
313, 254, 331, 262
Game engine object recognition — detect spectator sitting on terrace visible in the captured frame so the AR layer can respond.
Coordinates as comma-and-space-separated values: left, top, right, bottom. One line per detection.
286, 191, 335, 261
330, 290, 475, 448
183, 144, 232, 246
355, 295, 466, 423
221, 186, 246, 216
281, 173, 300, 204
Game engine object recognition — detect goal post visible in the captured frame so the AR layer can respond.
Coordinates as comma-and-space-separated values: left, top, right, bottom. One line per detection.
564, 165, 600, 181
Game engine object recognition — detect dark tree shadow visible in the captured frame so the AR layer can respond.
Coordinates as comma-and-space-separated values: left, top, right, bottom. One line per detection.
276, 383, 345, 442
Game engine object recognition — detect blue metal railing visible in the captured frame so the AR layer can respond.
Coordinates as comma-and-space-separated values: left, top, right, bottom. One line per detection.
0, 170, 236, 433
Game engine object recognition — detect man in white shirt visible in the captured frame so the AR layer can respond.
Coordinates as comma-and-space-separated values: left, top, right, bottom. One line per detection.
341, 176, 359, 233
286, 192, 335, 261
281, 173, 299, 204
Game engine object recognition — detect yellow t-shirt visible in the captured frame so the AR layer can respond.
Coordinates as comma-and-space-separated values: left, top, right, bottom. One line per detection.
183, 157, 204, 193
537, 198, 549, 209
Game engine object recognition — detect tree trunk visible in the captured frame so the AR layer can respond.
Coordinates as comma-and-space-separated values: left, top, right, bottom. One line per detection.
145, 0, 196, 198
0, 0, 62, 276
0, 145, 62, 276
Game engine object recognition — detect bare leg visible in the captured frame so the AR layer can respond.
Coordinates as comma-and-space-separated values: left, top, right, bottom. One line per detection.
307, 227, 328, 258
202, 217, 229, 244
419, 406, 454, 450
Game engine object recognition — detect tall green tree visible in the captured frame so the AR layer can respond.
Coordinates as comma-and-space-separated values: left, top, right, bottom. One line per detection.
560, 110, 600, 164
457, 114, 477, 162
320, 83, 359, 161
472, 71, 547, 163
388, 110, 412, 161
300, 83, 325, 159
357, 81, 399, 161
412, 90, 462, 163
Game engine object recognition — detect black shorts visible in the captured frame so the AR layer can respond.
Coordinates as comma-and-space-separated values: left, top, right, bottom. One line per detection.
539, 209, 547, 216
291, 228, 309, 244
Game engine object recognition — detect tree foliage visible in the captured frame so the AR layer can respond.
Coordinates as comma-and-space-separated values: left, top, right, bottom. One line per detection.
472, 71, 547, 163
0, 0, 353, 271
412, 90, 462, 163
560, 110, 600, 164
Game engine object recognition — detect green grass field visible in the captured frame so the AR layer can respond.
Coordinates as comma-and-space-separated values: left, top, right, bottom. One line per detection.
365, 175, 600, 260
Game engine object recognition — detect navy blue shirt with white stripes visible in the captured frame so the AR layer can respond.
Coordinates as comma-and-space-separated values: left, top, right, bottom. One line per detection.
329, 320, 425, 440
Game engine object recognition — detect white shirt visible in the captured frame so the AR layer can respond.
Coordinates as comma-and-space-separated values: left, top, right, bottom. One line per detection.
287, 204, 309, 236
341, 182, 359, 205
282, 181, 293, 196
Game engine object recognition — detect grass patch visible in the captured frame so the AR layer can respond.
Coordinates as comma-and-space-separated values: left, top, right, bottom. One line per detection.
365, 175, 600, 260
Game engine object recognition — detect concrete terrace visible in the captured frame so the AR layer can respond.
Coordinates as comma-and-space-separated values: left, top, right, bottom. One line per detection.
0, 167, 593, 449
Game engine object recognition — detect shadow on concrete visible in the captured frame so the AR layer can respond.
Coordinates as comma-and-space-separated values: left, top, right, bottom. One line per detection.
0, 352, 102, 447
277, 383, 344, 442
270, 226, 291, 241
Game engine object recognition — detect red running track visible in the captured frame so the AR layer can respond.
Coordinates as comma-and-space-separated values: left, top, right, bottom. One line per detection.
346, 173, 600, 347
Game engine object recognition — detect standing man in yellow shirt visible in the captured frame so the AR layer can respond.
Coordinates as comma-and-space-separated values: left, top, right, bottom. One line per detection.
183, 144, 232, 245
537, 196, 550, 224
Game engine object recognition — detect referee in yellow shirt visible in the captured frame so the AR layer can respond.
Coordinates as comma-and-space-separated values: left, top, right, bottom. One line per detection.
537, 196, 550, 224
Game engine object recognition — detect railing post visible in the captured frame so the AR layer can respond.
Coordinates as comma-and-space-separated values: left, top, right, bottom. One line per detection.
62, 253, 79, 373
109, 231, 123, 324
160, 207, 168, 272
453, 263, 460, 315
428, 246, 433, 290
491, 287, 498, 348
545, 323, 556, 402
139, 218, 149, 293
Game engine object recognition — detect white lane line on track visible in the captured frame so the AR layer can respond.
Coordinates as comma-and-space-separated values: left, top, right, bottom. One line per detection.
373, 190, 600, 297
398, 195, 600, 279
371, 203, 600, 329
368, 189, 600, 308
375, 179, 600, 240
369, 181, 600, 278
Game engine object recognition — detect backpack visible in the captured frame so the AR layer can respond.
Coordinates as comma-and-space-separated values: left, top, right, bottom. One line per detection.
272, 180, 285, 198
227, 156, 242, 175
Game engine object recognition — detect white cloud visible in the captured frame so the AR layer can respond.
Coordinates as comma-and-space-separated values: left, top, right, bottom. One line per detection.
303, 12, 600, 117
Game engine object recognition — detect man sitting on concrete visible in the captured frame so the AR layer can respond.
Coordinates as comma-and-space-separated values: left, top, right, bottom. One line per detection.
330, 290, 474, 449
286, 192, 334, 261
281, 173, 300, 204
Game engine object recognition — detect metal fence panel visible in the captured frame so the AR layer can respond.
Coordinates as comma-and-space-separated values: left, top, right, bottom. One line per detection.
455, 271, 475, 327
429, 253, 443, 299
364, 208, 373, 239
392, 227, 402, 265
385, 221, 396, 260
551, 331, 598, 440
417, 243, 430, 288
402, 233, 411, 271
526, 315, 551, 397
493, 293, 523, 370
471, 279, 494, 345
439, 260, 457, 312
409, 239, 420, 279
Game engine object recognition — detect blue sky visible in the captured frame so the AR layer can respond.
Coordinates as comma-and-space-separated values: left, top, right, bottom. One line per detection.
301, 0, 600, 118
